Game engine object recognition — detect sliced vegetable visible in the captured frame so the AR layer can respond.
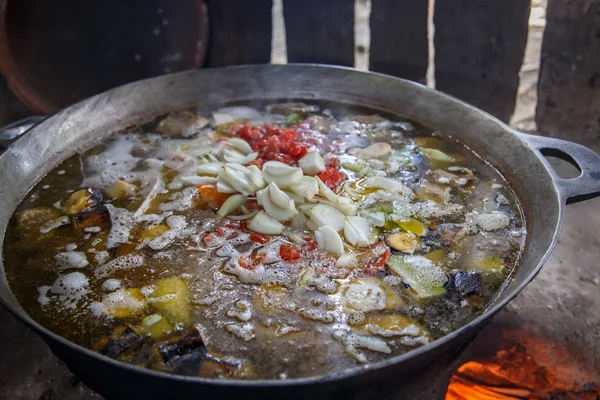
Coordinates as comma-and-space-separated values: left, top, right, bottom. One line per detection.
140, 224, 170, 241
315, 226, 345, 256
386, 232, 419, 253
63, 189, 102, 216
365, 314, 430, 340
307, 204, 345, 232
256, 183, 297, 222
218, 163, 265, 196
387, 254, 448, 298
349, 142, 392, 159
394, 217, 426, 236
101, 288, 147, 319
217, 194, 247, 217
418, 147, 455, 163
344, 216, 372, 247
138, 314, 173, 340
106, 180, 136, 199
298, 151, 325, 176
197, 184, 231, 208
149, 276, 191, 326
262, 161, 303, 189
342, 277, 402, 312
248, 211, 285, 235
360, 176, 413, 198
290, 176, 319, 201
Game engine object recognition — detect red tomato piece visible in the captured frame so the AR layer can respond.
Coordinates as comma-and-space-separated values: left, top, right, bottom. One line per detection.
303, 238, 318, 252
249, 233, 270, 244
280, 243, 302, 262
326, 157, 340, 169
317, 168, 345, 190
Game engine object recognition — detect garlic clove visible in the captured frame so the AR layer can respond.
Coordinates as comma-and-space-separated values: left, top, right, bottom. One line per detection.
262, 161, 303, 188
344, 216, 372, 247
336, 253, 357, 268
197, 162, 224, 176
299, 151, 325, 175
218, 194, 247, 217
217, 180, 236, 193
257, 183, 298, 222
308, 204, 345, 232
228, 138, 253, 154
291, 176, 319, 200
267, 182, 291, 209
248, 211, 285, 235
315, 226, 345, 256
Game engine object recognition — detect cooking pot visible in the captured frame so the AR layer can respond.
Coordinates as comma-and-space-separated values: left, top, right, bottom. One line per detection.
1, 65, 599, 400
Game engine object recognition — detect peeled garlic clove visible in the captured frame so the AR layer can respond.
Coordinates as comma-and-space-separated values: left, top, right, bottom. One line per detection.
267, 182, 291, 209
247, 165, 265, 189
291, 176, 319, 200
336, 253, 357, 268
217, 180, 236, 193
197, 162, 224, 176
180, 176, 218, 186
218, 194, 247, 217
299, 151, 325, 175
308, 204, 345, 232
361, 176, 413, 198
291, 211, 308, 230
262, 161, 303, 188
315, 226, 345, 256
223, 148, 258, 164
220, 165, 254, 195
344, 216, 372, 247
248, 211, 285, 235
228, 138, 253, 154
316, 176, 338, 202
257, 183, 298, 222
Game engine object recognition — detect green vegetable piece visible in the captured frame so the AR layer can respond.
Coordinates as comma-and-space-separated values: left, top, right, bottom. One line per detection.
341, 162, 367, 173
150, 276, 191, 326
284, 113, 301, 124
418, 147, 455, 163
378, 203, 394, 214
387, 254, 447, 298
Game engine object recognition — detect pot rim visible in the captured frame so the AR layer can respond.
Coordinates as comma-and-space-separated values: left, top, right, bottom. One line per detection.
0, 63, 564, 387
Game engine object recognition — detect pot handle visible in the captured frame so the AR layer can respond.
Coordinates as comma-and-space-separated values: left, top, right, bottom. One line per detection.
515, 131, 600, 204
0, 115, 46, 152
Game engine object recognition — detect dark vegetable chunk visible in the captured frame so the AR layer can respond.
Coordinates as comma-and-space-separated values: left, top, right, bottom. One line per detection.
153, 326, 205, 375
91, 326, 143, 357
449, 271, 482, 297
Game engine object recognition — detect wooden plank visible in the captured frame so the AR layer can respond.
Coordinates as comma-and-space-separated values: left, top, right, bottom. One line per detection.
434, 0, 531, 122
283, 0, 354, 66
204, 0, 272, 67
536, 0, 600, 140
369, 0, 428, 83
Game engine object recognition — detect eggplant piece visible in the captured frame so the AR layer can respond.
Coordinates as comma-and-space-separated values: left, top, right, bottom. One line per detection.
448, 271, 482, 297
156, 111, 208, 138
64, 189, 109, 229
267, 102, 319, 116
157, 326, 204, 364
151, 326, 206, 375
91, 325, 143, 358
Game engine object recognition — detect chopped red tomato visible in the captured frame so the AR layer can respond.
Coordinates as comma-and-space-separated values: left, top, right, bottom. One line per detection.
317, 168, 345, 190
280, 243, 301, 262
326, 157, 340, 169
230, 123, 313, 164
197, 184, 231, 208
303, 238, 318, 252
201, 233, 220, 247
361, 243, 391, 276
238, 252, 266, 270
246, 158, 264, 169
249, 233, 269, 244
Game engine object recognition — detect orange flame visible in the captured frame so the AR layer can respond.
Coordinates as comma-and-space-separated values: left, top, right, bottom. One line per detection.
446, 329, 599, 400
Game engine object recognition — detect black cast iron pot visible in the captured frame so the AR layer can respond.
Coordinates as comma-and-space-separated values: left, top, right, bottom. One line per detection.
1, 65, 599, 400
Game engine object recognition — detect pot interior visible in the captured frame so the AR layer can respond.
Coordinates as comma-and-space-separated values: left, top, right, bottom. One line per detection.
0, 64, 561, 381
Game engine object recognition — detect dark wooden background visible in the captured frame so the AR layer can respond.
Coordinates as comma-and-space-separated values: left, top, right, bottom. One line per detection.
1, 0, 598, 141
